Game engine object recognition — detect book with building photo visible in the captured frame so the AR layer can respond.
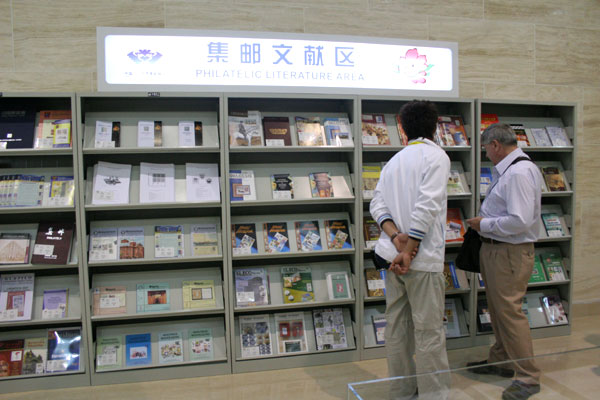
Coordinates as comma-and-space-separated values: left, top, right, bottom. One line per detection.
136, 283, 170, 313
118, 226, 145, 260
0, 232, 31, 264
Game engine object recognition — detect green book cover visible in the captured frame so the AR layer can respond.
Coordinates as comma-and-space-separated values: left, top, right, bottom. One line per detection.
189, 328, 214, 361
540, 252, 567, 281
96, 336, 123, 371
326, 271, 351, 300
528, 256, 547, 283
281, 266, 314, 303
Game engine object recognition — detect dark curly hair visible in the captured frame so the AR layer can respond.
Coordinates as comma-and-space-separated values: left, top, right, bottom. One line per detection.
398, 100, 438, 141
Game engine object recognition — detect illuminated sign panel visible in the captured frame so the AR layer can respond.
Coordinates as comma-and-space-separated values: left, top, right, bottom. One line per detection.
98, 27, 458, 96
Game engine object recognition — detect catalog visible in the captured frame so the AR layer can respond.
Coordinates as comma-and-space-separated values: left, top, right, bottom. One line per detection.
0, 232, 31, 264
263, 222, 290, 253
281, 266, 314, 304
137, 120, 162, 147
229, 170, 256, 201
42, 288, 68, 319
96, 336, 123, 371
0, 273, 34, 321
274, 312, 308, 354
158, 331, 184, 364
229, 111, 263, 147
325, 271, 351, 300
313, 308, 348, 350
0, 339, 24, 376
92, 161, 132, 205
32, 222, 74, 265
125, 333, 152, 367
154, 225, 184, 258
325, 219, 352, 250
271, 173, 294, 200
189, 328, 213, 361
295, 220, 322, 252
118, 226, 145, 260
240, 314, 272, 358
323, 117, 353, 146
47, 175, 75, 206
296, 116, 325, 146
92, 286, 127, 315
186, 163, 220, 202
182, 280, 216, 309
234, 267, 269, 307
190, 223, 219, 256
178, 121, 203, 147
89, 227, 118, 262
139, 162, 175, 203
22, 337, 47, 375
46, 328, 81, 372
136, 283, 170, 313
231, 223, 258, 255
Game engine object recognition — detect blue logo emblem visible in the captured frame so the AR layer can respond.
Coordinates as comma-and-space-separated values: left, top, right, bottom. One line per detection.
127, 49, 162, 64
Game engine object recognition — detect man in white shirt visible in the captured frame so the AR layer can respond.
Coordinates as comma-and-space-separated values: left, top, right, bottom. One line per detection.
370, 100, 451, 400
466, 123, 542, 400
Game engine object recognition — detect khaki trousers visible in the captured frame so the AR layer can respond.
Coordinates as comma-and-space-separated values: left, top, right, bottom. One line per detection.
385, 269, 450, 400
480, 241, 541, 385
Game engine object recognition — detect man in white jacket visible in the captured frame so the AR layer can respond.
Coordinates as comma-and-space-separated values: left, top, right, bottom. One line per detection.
370, 100, 451, 400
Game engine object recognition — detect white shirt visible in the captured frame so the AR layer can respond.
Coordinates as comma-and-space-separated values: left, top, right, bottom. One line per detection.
369, 138, 450, 272
480, 148, 542, 244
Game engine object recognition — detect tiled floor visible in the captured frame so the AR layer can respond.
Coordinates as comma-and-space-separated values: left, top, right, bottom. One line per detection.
1, 315, 598, 400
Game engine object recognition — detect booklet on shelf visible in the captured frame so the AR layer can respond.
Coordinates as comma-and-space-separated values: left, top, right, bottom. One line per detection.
295, 220, 322, 252
0, 108, 36, 149
137, 120, 162, 147
0, 272, 34, 321
154, 225, 184, 258
313, 308, 348, 350
263, 222, 290, 253
182, 280, 216, 309
541, 213, 565, 237
1, 174, 45, 207
480, 113, 499, 134
437, 115, 469, 146
117, 226, 145, 260
296, 116, 325, 146
234, 267, 269, 307
361, 114, 390, 145
94, 120, 120, 148
136, 282, 170, 313
394, 115, 409, 145
365, 268, 386, 297
231, 223, 258, 255
540, 251, 567, 281
271, 173, 294, 200
47, 175, 75, 206
22, 337, 47, 375
92, 161, 132, 205
540, 294, 568, 325
158, 331, 183, 364
443, 298, 461, 338
480, 167, 493, 196
229, 170, 256, 201
263, 116, 291, 147
240, 314, 273, 358
323, 117, 353, 146
186, 163, 220, 202
35, 110, 71, 149
309, 172, 334, 198
372, 314, 387, 345
229, 111, 263, 147
89, 227, 118, 262
42, 288, 68, 319
445, 208, 466, 243
31, 222, 74, 265
447, 169, 467, 194
139, 162, 175, 204
0, 232, 31, 264
325, 219, 352, 250
363, 218, 381, 250
125, 333, 152, 367
178, 121, 202, 147
96, 336, 123, 371
362, 165, 381, 198
325, 271, 351, 300
46, 328, 81, 372
51, 119, 71, 148
275, 311, 308, 354
511, 124, 530, 147
0, 339, 24, 376
92, 286, 127, 315
190, 223, 219, 256
541, 166, 568, 192
281, 266, 314, 304
545, 126, 571, 147
530, 128, 552, 146
529, 257, 547, 283
189, 328, 213, 361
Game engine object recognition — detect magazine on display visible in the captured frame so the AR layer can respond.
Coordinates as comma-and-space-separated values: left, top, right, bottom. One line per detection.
231, 223, 258, 255
361, 114, 390, 145
437, 115, 469, 146
0, 273, 34, 321
271, 173, 294, 200
139, 162, 175, 204
118, 226, 145, 260
445, 208, 466, 243
178, 120, 203, 147
295, 220, 322, 252
296, 116, 325, 146
281, 266, 314, 304
313, 308, 348, 350
186, 163, 220, 202
480, 167, 493, 196
96, 336, 123, 371
229, 111, 263, 147
240, 314, 273, 358
94, 120, 120, 148
158, 331, 184, 364
443, 298, 461, 338
309, 172, 334, 198
274, 312, 308, 354
92, 161, 132, 205
136, 282, 170, 313
46, 328, 81, 372
362, 165, 381, 198
541, 166, 568, 192
125, 333, 152, 367
0, 339, 24, 376
234, 267, 269, 307
33, 110, 71, 149
540, 251, 567, 281
365, 268, 386, 297
89, 227, 118, 262
372, 314, 387, 345
46, 175, 75, 206
263, 116, 292, 147
189, 328, 213, 361
92, 286, 127, 315
528, 257, 547, 283
323, 117, 353, 146
22, 337, 47, 375
540, 294, 568, 326
42, 288, 68, 319
137, 120, 162, 147
325, 271, 351, 300
363, 217, 381, 250
325, 219, 352, 250
530, 128, 552, 147
0, 108, 36, 149
190, 223, 219, 256
182, 280, 216, 309
0, 232, 31, 264
154, 225, 184, 258
32, 222, 74, 265
229, 170, 256, 201
263, 222, 290, 253
545, 126, 572, 147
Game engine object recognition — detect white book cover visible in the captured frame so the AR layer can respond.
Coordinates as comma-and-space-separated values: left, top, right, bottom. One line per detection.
545, 126, 572, 147
190, 223, 219, 256
89, 227, 118, 262
158, 331, 184, 364
274, 312, 308, 355
178, 121, 196, 147
139, 162, 175, 204
443, 298, 461, 338
240, 314, 273, 358
94, 120, 114, 148
0, 272, 34, 321
137, 120, 155, 147
530, 128, 552, 147
313, 308, 348, 350
92, 161, 132, 205
185, 163, 220, 202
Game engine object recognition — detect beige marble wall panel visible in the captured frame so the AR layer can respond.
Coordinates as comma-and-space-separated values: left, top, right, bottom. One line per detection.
536, 25, 600, 86
574, 198, 600, 303
235, 0, 368, 11
0, 0, 13, 71
534, 85, 583, 104
429, 17, 534, 82
582, 88, 600, 146
303, 9, 427, 39
459, 81, 484, 98
484, 0, 589, 28
165, 1, 304, 32
484, 83, 537, 101
12, 0, 164, 71
0, 71, 92, 92
370, 0, 483, 19
575, 143, 600, 203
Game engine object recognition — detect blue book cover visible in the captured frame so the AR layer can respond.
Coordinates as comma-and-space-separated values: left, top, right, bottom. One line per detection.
448, 261, 460, 289
125, 333, 152, 366
480, 167, 493, 196
263, 222, 290, 253
46, 328, 81, 372
0, 108, 36, 149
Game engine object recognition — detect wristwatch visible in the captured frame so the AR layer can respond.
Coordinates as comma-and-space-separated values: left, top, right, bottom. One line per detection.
390, 231, 401, 243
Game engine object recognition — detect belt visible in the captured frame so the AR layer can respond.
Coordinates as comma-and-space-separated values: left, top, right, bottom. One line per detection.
480, 236, 509, 245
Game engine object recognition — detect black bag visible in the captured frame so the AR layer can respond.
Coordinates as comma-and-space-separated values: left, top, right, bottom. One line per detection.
455, 227, 482, 273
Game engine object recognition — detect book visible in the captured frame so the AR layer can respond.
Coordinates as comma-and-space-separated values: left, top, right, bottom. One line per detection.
89, 227, 118, 262
154, 225, 184, 258
0, 108, 36, 149
528, 256, 547, 283
240, 314, 272, 358
178, 121, 202, 147
0, 233, 31, 264
443, 262, 462, 290
50, 119, 71, 148
530, 128, 552, 147
361, 114, 390, 145
137, 120, 162, 147
229, 111, 263, 147
365, 268, 386, 297
274, 312, 308, 354
295, 116, 325, 146
480, 167, 493, 196
271, 173, 294, 200
295, 220, 322, 252
42, 288, 68, 319
0, 339, 24, 376
445, 208, 466, 243
22, 337, 47, 375
136, 283, 170, 313
186, 163, 220, 202
443, 298, 462, 338
31, 222, 74, 265
231, 223, 258, 255
234, 267, 270, 307
118, 226, 145, 260
438, 115, 469, 146
541, 166, 568, 192
325, 271, 351, 300
182, 280, 216, 309
190, 223, 219, 256
325, 219, 352, 250
263, 222, 290, 253
362, 165, 381, 198
372, 314, 387, 345
94, 120, 120, 148
139, 162, 175, 203
0, 273, 34, 321
313, 308, 348, 350
511, 124, 530, 147
47, 175, 75, 206
262, 116, 291, 147
545, 126, 571, 147
158, 332, 183, 364
36, 110, 71, 149
394, 114, 409, 145
189, 328, 213, 361
96, 336, 123, 371
92, 286, 127, 315
541, 213, 565, 237
477, 298, 493, 333
447, 169, 467, 194
540, 251, 567, 281
92, 161, 132, 205
229, 170, 256, 201
480, 113, 499, 133
281, 266, 314, 303
2, 175, 44, 207
46, 328, 81, 372
323, 117, 353, 146
125, 333, 152, 367
363, 218, 381, 250
540, 294, 568, 325
309, 172, 334, 198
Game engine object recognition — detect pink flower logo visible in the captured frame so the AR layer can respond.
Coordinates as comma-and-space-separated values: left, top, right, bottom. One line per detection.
397, 48, 433, 84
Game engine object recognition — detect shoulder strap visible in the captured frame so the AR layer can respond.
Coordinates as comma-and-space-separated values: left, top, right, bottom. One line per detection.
485, 156, 534, 197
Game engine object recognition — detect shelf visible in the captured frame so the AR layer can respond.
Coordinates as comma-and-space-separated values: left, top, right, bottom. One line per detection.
91, 307, 225, 322
83, 146, 220, 155
363, 145, 471, 152
95, 356, 228, 373
527, 280, 571, 288
231, 197, 355, 207
0, 316, 82, 328
0, 206, 75, 215
84, 201, 221, 212
537, 235, 573, 243
236, 345, 356, 362
0, 369, 85, 382
234, 298, 356, 313
229, 146, 354, 153
231, 248, 355, 261
0, 148, 73, 156
0, 263, 79, 273
87, 254, 223, 268
364, 296, 385, 303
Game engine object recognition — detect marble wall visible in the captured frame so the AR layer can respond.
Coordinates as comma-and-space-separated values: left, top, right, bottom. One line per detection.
1, 0, 598, 308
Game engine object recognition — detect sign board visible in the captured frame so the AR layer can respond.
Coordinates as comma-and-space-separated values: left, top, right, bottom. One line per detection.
98, 27, 458, 97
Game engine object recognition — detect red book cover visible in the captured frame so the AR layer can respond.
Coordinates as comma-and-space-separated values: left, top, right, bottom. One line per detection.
0, 339, 24, 377
445, 208, 466, 243
31, 222, 74, 265
480, 113, 499, 133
